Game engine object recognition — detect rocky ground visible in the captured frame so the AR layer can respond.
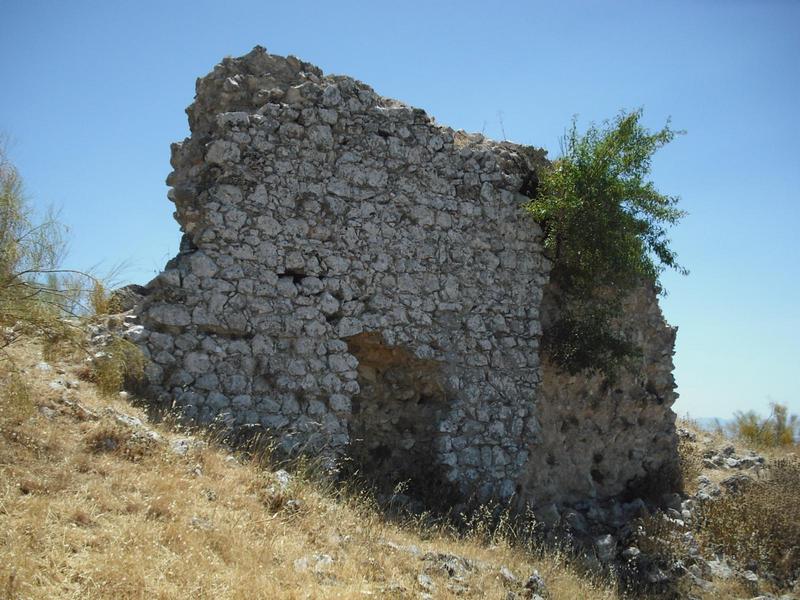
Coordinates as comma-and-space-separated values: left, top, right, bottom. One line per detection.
540, 424, 799, 599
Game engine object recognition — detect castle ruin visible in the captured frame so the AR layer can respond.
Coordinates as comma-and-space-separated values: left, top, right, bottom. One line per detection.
133, 47, 679, 512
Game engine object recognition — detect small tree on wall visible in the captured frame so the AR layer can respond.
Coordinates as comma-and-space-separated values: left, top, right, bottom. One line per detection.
526, 109, 687, 376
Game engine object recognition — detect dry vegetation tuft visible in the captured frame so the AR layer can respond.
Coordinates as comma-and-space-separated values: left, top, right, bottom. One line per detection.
79, 336, 145, 396
676, 416, 800, 591
695, 456, 800, 582
726, 402, 799, 449
0, 369, 34, 422
676, 434, 704, 495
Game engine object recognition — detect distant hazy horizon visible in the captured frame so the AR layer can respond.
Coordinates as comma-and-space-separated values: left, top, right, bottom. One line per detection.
688, 416, 732, 430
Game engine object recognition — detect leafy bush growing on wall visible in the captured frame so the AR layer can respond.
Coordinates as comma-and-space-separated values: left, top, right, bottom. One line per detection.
526, 109, 686, 376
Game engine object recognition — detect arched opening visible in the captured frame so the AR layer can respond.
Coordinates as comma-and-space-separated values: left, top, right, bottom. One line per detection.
344, 332, 452, 503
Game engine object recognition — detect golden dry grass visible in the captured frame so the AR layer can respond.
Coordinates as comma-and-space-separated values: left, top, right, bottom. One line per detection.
0, 339, 620, 600
695, 456, 800, 583
676, 417, 800, 592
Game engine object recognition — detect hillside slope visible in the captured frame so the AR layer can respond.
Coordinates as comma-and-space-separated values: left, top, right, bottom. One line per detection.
0, 338, 617, 599
2, 335, 797, 599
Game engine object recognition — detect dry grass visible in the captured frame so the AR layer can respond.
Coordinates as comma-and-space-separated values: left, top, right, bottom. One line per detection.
727, 403, 798, 449
0, 339, 620, 599
81, 336, 145, 396
677, 437, 704, 496
88, 281, 112, 316
0, 369, 34, 423
695, 456, 800, 583
676, 417, 800, 591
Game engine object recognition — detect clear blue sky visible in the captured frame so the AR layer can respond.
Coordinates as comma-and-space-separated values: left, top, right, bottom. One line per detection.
2, 0, 798, 420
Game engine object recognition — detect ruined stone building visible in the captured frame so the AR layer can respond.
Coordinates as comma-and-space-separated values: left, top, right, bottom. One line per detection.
133, 47, 679, 514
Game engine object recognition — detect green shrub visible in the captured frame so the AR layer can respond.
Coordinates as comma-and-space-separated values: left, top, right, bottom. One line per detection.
0, 141, 121, 359
728, 402, 798, 448
0, 140, 80, 345
526, 110, 686, 376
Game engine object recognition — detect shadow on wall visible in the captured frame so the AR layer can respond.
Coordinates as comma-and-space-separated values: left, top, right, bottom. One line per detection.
343, 332, 460, 506
515, 283, 680, 509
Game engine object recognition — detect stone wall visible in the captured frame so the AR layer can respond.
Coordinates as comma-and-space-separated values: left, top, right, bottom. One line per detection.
133, 46, 679, 509
517, 284, 679, 516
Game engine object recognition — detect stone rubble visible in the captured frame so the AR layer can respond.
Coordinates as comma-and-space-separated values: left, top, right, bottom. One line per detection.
583, 436, 798, 599
524, 569, 549, 598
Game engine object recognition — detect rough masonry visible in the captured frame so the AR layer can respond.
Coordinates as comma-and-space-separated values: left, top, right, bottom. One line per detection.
132, 46, 679, 511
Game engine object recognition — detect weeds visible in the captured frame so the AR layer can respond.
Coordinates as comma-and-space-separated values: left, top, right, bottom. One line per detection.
89, 280, 112, 315
84, 337, 145, 396
0, 368, 33, 423
677, 435, 704, 494
695, 456, 800, 582
634, 512, 688, 568
726, 402, 798, 448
